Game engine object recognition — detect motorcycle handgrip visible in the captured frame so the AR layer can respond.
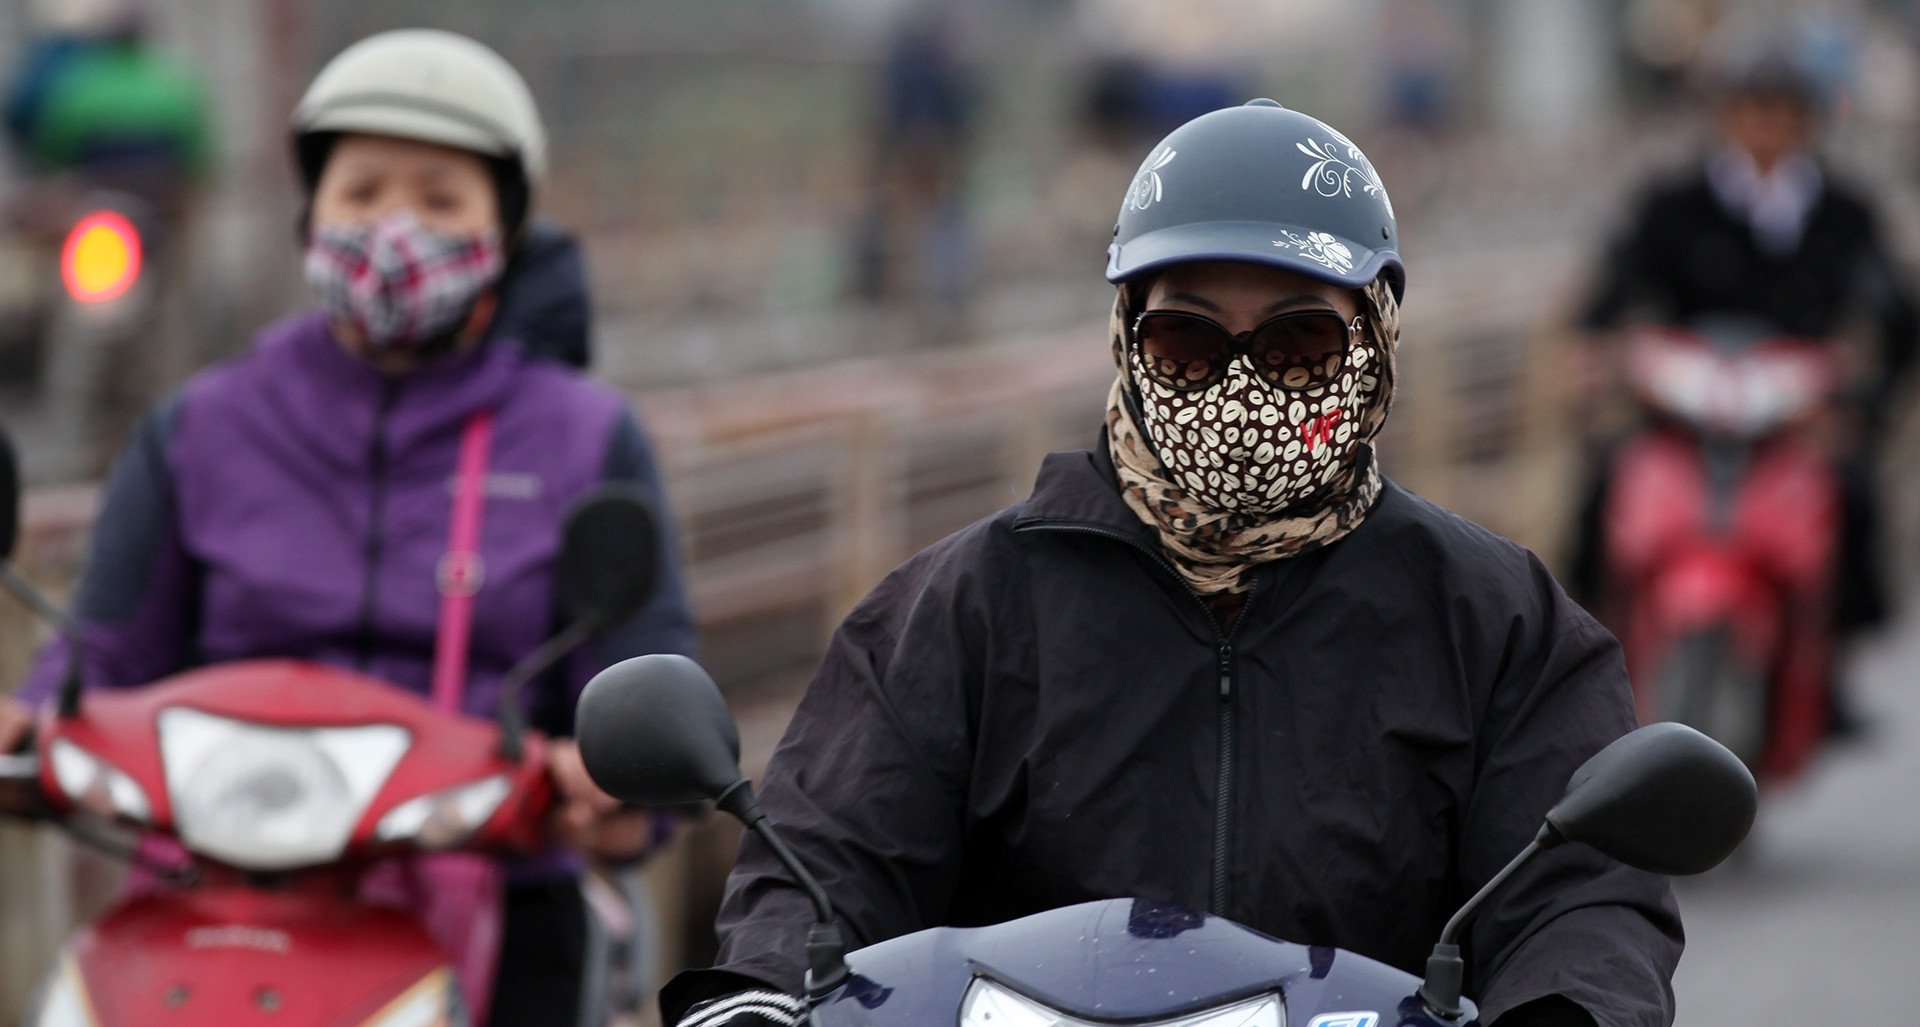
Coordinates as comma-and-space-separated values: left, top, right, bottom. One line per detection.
0, 753, 38, 781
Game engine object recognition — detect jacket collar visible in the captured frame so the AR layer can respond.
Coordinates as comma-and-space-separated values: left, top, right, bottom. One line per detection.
1012, 433, 1162, 551
1014, 434, 1394, 623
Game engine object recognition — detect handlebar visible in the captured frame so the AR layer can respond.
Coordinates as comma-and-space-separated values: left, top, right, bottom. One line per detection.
0, 753, 39, 781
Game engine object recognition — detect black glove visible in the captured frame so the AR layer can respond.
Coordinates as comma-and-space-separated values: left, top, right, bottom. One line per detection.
1491, 995, 1597, 1027
677, 989, 804, 1027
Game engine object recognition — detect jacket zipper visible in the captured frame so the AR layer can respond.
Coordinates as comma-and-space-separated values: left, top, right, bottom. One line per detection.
1015, 520, 1259, 915
354, 380, 401, 671
1213, 638, 1235, 913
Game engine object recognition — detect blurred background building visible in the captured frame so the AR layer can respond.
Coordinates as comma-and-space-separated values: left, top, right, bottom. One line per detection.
3, 0, 1919, 1023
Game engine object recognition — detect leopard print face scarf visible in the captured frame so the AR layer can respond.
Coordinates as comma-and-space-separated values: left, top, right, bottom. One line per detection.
1105, 278, 1401, 596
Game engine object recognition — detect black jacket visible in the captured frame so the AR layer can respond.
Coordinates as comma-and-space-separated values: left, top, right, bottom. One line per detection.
1581, 163, 1917, 428
686, 445, 1681, 1026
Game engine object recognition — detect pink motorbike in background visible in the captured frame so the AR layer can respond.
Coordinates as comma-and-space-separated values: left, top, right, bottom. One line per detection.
1598, 322, 1844, 782
0, 416, 662, 1027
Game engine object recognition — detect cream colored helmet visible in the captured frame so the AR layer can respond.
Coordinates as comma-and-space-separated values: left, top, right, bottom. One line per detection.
292, 28, 546, 188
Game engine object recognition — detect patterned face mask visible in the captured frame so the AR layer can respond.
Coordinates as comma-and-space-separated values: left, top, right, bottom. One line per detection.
304, 210, 504, 353
1126, 317, 1382, 515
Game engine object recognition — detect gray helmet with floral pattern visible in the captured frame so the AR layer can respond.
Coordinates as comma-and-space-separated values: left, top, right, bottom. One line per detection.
1106, 99, 1404, 299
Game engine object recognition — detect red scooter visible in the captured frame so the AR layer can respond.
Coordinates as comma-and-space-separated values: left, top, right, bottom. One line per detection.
1599, 323, 1842, 781
0, 427, 661, 1027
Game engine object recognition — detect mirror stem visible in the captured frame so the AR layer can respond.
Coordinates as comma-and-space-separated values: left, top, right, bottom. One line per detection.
717, 780, 835, 924
1, 562, 84, 718
498, 615, 601, 761
715, 779, 850, 998
1419, 827, 1559, 1019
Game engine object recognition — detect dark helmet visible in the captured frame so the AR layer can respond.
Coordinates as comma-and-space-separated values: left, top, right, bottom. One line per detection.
1106, 99, 1403, 298
1712, 46, 1825, 112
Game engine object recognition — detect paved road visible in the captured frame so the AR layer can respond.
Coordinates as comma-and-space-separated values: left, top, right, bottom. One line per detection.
1670, 594, 1920, 1024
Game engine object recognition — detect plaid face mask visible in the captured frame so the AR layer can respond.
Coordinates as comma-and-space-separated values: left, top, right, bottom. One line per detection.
305, 210, 505, 353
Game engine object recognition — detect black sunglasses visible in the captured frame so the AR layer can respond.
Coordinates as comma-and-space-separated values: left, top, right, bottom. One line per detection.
1131, 308, 1361, 392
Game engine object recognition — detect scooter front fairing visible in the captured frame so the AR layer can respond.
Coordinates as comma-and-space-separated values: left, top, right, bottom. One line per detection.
812, 898, 1469, 1027
20, 659, 558, 1027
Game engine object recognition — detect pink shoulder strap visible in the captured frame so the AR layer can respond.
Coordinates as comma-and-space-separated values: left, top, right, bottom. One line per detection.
430, 409, 495, 715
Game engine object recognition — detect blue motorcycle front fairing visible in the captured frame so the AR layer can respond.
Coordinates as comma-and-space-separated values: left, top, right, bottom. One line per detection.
811, 898, 1477, 1026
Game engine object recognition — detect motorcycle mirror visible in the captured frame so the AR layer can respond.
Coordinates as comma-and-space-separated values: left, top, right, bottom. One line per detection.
574, 652, 852, 995
556, 486, 660, 628
494, 487, 662, 762
1545, 721, 1757, 875
1419, 723, 1757, 1020
0, 419, 18, 560
576, 653, 744, 807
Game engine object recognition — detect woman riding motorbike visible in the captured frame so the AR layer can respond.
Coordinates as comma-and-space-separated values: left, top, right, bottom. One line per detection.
666, 101, 1679, 1027
0, 28, 696, 1027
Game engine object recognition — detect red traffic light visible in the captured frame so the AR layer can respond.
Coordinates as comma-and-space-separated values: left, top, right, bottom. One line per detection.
60, 210, 143, 304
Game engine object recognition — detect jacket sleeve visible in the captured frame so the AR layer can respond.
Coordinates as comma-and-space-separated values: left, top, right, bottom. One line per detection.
15, 396, 202, 704
541, 409, 699, 738
662, 541, 983, 1015
1463, 553, 1683, 1027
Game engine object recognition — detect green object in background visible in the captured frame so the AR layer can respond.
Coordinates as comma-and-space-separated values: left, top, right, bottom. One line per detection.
29, 43, 212, 177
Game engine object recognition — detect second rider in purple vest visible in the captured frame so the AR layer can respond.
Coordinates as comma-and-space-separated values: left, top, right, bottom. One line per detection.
0, 29, 697, 1026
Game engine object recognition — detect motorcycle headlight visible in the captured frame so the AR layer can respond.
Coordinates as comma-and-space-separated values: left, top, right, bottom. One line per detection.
374, 774, 512, 849
960, 977, 1282, 1027
31, 958, 100, 1027
48, 739, 152, 822
158, 707, 409, 870
359, 967, 467, 1027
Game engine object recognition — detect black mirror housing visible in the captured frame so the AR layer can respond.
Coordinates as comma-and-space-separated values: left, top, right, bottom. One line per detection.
576, 653, 745, 807
556, 486, 661, 628
1420, 723, 1757, 1019
1545, 721, 1757, 876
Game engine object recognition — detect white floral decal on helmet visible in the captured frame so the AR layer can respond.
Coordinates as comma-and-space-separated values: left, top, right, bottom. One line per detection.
1128, 146, 1178, 210
1273, 230, 1354, 273
1296, 131, 1393, 218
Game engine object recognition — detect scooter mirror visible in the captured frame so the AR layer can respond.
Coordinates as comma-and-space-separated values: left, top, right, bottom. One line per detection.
556, 486, 660, 628
1419, 722, 1758, 1018
576, 654, 744, 806
1545, 722, 1757, 876
0, 418, 20, 560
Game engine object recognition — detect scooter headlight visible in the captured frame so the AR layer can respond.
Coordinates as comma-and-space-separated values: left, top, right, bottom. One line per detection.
374, 774, 512, 849
31, 958, 99, 1027
959, 977, 1283, 1027
359, 967, 467, 1027
48, 739, 152, 822
158, 707, 409, 870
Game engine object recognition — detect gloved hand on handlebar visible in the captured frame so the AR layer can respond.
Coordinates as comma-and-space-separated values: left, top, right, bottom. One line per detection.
547, 737, 663, 864
677, 989, 804, 1027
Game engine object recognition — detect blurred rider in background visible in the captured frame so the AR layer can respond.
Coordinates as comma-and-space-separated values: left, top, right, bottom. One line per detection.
1570, 45, 1917, 736
2, 0, 213, 458
4, 0, 211, 206
0, 28, 695, 1025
